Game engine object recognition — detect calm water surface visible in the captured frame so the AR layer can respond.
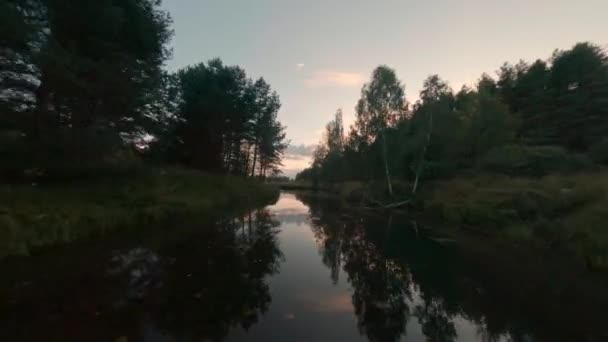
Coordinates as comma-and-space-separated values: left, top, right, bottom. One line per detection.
1, 192, 606, 341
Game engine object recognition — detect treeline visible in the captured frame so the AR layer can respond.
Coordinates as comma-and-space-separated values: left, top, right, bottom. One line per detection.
298, 42, 608, 193
0, 0, 287, 181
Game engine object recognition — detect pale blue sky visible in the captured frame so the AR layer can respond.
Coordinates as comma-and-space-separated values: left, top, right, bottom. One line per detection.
161, 0, 607, 175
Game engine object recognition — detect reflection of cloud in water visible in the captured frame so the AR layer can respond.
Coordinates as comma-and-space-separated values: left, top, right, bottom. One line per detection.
270, 213, 310, 226
267, 193, 310, 215
295, 292, 352, 313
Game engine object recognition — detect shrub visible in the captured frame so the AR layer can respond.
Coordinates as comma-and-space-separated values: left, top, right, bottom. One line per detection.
481, 145, 591, 177
424, 172, 608, 270
589, 138, 608, 164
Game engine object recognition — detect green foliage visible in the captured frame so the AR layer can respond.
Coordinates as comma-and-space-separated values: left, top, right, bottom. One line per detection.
304, 41, 608, 189
422, 172, 608, 269
499, 43, 608, 150
162, 60, 287, 176
353, 66, 407, 194
589, 138, 608, 164
548, 43, 608, 150
481, 145, 591, 177
0, 0, 174, 176
0, 168, 279, 258
354, 66, 406, 142
0, 0, 33, 50
1, 3, 287, 181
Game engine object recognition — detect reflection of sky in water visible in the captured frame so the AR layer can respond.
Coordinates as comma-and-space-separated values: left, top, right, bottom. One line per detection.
227, 193, 514, 342
265, 192, 312, 226
0, 192, 592, 341
227, 193, 366, 342
267, 192, 310, 214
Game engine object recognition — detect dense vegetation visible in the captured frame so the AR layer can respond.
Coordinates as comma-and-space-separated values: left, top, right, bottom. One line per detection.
297, 42, 608, 269
0, 0, 288, 180
298, 192, 608, 341
299, 42, 608, 186
0, 169, 279, 258
0, 1, 286, 256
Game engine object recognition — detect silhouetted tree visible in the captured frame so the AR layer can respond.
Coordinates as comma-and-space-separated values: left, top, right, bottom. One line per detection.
301, 42, 606, 191
354, 66, 406, 195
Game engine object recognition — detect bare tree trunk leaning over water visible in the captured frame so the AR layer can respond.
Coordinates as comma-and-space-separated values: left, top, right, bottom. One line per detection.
382, 131, 393, 196
412, 110, 433, 195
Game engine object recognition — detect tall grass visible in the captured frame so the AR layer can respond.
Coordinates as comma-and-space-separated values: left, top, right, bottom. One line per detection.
422, 171, 608, 270
0, 168, 279, 258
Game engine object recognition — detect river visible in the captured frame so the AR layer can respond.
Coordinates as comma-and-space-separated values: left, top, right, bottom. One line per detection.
1, 192, 606, 341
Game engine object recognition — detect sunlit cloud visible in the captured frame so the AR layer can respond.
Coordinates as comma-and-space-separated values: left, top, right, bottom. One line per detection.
305, 70, 365, 87
280, 144, 316, 177
295, 293, 353, 313
281, 155, 313, 177
286, 144, 316, 157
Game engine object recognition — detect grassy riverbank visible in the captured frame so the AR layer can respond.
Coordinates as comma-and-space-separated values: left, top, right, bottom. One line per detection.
0, 168, 279, 258
420, 171, 608, 270
315, 170, 608, 271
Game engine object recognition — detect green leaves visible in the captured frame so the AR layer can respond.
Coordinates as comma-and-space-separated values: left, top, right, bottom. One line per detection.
162, 59, 287, 176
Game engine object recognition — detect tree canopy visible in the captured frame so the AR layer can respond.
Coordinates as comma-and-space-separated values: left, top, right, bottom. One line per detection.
298, 42, 608, 193
0, 0, 288, 180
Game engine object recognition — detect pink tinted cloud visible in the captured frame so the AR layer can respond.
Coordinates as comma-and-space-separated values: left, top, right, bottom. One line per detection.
305, 70, 365, 87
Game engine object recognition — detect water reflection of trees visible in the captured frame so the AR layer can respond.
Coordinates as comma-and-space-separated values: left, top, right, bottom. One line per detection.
301, 193, 414, 342
297, 192, 495, 342
147, 209, 283, 340
0, 209, 282, 342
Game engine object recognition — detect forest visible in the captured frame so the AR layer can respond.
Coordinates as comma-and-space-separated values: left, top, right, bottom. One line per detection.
0, 0, 288, 256
1, 1, 608, 341
297, 42, 608, 269
0, 0, 288, 181
299, 42, 608, 187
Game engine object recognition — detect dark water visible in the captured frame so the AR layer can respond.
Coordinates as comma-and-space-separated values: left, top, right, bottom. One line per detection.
1, 192, 607, 341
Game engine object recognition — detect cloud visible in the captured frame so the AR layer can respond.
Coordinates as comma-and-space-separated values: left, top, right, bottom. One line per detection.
281, 144, 316, 177
295, 293, 353, 313
286, 144, 316, 157
304, 70, 365, 87
282, 155, 313, 175
296, 63, 305, 69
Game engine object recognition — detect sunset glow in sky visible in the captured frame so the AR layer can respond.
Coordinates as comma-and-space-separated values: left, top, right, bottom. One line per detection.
161, 0, 607, 176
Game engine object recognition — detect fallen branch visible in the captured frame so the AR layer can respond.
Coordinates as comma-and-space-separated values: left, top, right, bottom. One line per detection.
362, 199, 411, 210
382, 200, 411, 209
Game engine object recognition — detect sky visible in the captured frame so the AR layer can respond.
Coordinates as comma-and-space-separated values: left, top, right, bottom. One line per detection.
161, 0, 607, 177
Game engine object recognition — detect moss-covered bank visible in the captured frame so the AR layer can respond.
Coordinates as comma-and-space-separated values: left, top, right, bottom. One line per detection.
0, 168, 279, 258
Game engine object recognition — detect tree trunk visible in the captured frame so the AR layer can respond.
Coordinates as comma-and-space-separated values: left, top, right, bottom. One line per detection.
33, 76, 50, 141
248, 212, 252, 243
381, 131, 393, 196
224, 134, 233, 174
250, 143, 258, 178
412, 111, 433, 195
243, 144, 251, 178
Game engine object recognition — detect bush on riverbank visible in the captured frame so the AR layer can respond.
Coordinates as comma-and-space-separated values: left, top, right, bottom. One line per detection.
0, 168, 279, 258
313, 170, 608, 270
421, 171, 608, 270
480, 145, 592, 177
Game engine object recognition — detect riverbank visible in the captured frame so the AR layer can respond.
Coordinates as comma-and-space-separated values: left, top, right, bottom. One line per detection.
311, 170, 608, 271
0, 168, 279, 259
419, 171, 608, 271
292, 191, 608, 340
